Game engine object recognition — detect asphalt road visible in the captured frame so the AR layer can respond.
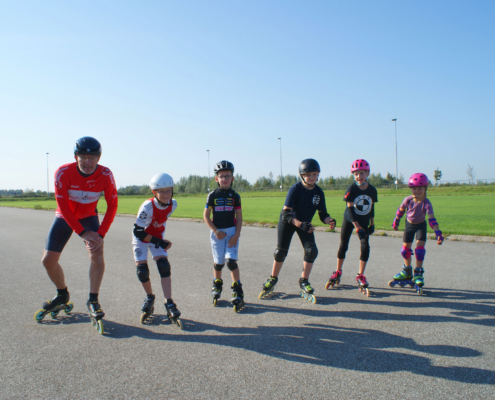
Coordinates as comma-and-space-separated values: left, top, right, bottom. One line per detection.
1, 207, 494, 399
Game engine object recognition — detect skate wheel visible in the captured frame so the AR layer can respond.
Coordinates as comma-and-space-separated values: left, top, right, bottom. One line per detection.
140, 312, 147, 324
96, 319, 104, 335
325, 282, 331, 290
388, 280, 394, 287
213, 298, 218, 307
176, 319, 183, 330
309, 295, 316, 304
50, 310, 60, 318
34, 309, 46, 322
365, 288, 370, 297
258, 291, 267, 300
64, 302, 74, 314
417, 287, 423, 296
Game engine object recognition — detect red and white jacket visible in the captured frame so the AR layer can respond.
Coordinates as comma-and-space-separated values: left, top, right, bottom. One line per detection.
132, 197, 177, 244
54, 162, 118, 237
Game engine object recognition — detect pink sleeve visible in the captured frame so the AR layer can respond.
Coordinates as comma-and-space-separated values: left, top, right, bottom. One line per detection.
425, 199, 434, 216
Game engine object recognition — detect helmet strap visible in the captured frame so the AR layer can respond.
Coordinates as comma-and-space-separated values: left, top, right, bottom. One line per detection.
300, 174, 316, 189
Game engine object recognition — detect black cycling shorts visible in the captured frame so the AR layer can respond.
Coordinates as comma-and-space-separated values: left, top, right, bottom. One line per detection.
403, 220, 427, 243
45, 216, 100, 253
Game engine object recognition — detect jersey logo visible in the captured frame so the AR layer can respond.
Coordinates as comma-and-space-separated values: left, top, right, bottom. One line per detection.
152, 221, 165, 228
353, 195, 373, 215
312, 195, 320, 205
214, 198, 234, 206
139, 211, 147, 220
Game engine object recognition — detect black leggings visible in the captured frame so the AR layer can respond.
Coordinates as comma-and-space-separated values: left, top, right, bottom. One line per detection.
277, 218, 317, 262
337, 218, 370, 262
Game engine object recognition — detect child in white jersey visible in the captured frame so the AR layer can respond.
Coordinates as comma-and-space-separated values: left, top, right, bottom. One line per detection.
132, 173, 181, 326
389, 173, 443, 294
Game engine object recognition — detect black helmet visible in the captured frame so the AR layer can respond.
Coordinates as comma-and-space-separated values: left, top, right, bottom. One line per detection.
214, 160, 234, 174
299, 159, 320, 175
74, 137, 102, 156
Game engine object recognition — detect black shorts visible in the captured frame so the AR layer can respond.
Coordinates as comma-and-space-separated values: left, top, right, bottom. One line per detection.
45, 216, 100, 253
403, 220, 427, 243
277, 217, 316, 256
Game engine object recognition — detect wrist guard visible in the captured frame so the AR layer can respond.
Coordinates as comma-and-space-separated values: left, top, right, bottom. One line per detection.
281, 209, 294, 225
299, 222, 313, 232
435, 229, 444, 243
150, 236, 171, 249
357, 229, 367, 240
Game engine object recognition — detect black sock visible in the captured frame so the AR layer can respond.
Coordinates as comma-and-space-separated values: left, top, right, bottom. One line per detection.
89, 293, 98, 302
57, 287, 68, 296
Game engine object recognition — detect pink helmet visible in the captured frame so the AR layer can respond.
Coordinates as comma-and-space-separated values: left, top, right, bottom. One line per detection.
351, 159, 370, 172
408, 173, 429, 187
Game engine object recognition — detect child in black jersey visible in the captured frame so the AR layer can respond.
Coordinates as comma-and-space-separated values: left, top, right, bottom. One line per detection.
203, 160, 245, 312
326, 159, 377, 296
259, 159, 336, 303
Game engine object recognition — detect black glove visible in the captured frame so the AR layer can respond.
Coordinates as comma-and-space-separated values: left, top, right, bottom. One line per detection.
150, 236, 171, 249
357, 229, 367, 240
330, 218, 337, 226
368, 225, 375, 235
299, 222, 313, 232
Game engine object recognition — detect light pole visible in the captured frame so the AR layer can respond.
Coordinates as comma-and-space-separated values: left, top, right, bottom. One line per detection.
206, 150, 210, 192
278, 138, 283, 192
391, 119, 398, 189
46, 152, 50, 197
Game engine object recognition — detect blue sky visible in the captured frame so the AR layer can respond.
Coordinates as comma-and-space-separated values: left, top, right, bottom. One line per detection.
1, 0, 494, 191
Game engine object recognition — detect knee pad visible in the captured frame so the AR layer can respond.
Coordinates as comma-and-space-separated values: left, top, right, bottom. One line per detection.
415, 246, 426, 261
401, 245, 413, 260
274, 246, 288, 262
360, 241, 370, 262
303, 242, 318, 263
156, 258, 171, 278
136, 263, 150, 283
226, 258, 238, 271
213, 263, 225, 271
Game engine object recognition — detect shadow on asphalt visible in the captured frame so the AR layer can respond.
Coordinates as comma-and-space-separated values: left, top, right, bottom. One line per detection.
98, 316, 494, 385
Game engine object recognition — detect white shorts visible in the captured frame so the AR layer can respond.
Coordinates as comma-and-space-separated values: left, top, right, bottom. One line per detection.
210, 227, 239, 264
133, 241, 168, 262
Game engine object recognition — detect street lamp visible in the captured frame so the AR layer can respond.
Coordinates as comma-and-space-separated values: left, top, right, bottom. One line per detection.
278, 138, 283, 192
206, 150, 210, 192
46, 152, 50, 197
391, 119, 398, 190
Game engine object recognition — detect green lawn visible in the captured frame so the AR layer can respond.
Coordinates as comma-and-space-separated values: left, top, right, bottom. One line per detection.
2, 192, 494, 237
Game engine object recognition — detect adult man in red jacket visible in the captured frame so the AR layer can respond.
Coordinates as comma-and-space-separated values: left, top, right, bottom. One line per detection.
36, 137, 118, 324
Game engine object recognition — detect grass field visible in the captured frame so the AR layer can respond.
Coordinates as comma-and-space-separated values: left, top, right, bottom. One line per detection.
2, 189, 494, 237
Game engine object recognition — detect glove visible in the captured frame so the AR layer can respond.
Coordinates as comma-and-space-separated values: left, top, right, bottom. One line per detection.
435, 230, 444, 244
299, 222, 314, 232
150, 236, 171, 249
368, 225, 375, 235
357, 229, 367, 240
392, 218, 400, 231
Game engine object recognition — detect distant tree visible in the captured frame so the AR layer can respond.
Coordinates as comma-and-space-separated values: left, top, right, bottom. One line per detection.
232, 174, 251, 191
433, 168, 442, 185
466, 165, 475, 184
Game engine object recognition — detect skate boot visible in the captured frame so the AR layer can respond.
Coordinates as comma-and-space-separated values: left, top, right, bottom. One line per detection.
231, 281, 245, 313
258, 276, 278, 299
211, 278, 223, 306
412, 267, 425, 295
356, 274, 370, 297
165, 300, 183, 329
388, 265, 413, 289
34, 292, 73, 322
87, 300, 105, 335
325, 270, 342, 289
140, 294, 155, 324
299, 278, 316, 303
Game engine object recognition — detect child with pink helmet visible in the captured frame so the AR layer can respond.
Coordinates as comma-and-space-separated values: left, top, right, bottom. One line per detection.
388, 173, 443, 295
325, 159, 378, 296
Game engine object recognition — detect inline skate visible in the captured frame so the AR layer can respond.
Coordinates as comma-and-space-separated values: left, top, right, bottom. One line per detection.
165, 301, 183, 330
140, 294, 155, 324
325, 270, 342, 289
87, 300, 105, 335
212, 278, 223, 306
258, 276, 278, 299
34, 292, 74, 322
388, 265, 423, 295
231, 282, 245, 313
299, 278, 316, 303
356, 273, 370, 297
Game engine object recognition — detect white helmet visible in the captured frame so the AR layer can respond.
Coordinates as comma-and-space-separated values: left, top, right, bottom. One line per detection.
149, 173, 174, 190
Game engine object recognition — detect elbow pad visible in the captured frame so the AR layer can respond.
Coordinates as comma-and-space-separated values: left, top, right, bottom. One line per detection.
281, 209, 294, 225
133, 224, 148, 241
347, 207, 357, 222
319, 211, 330, 223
